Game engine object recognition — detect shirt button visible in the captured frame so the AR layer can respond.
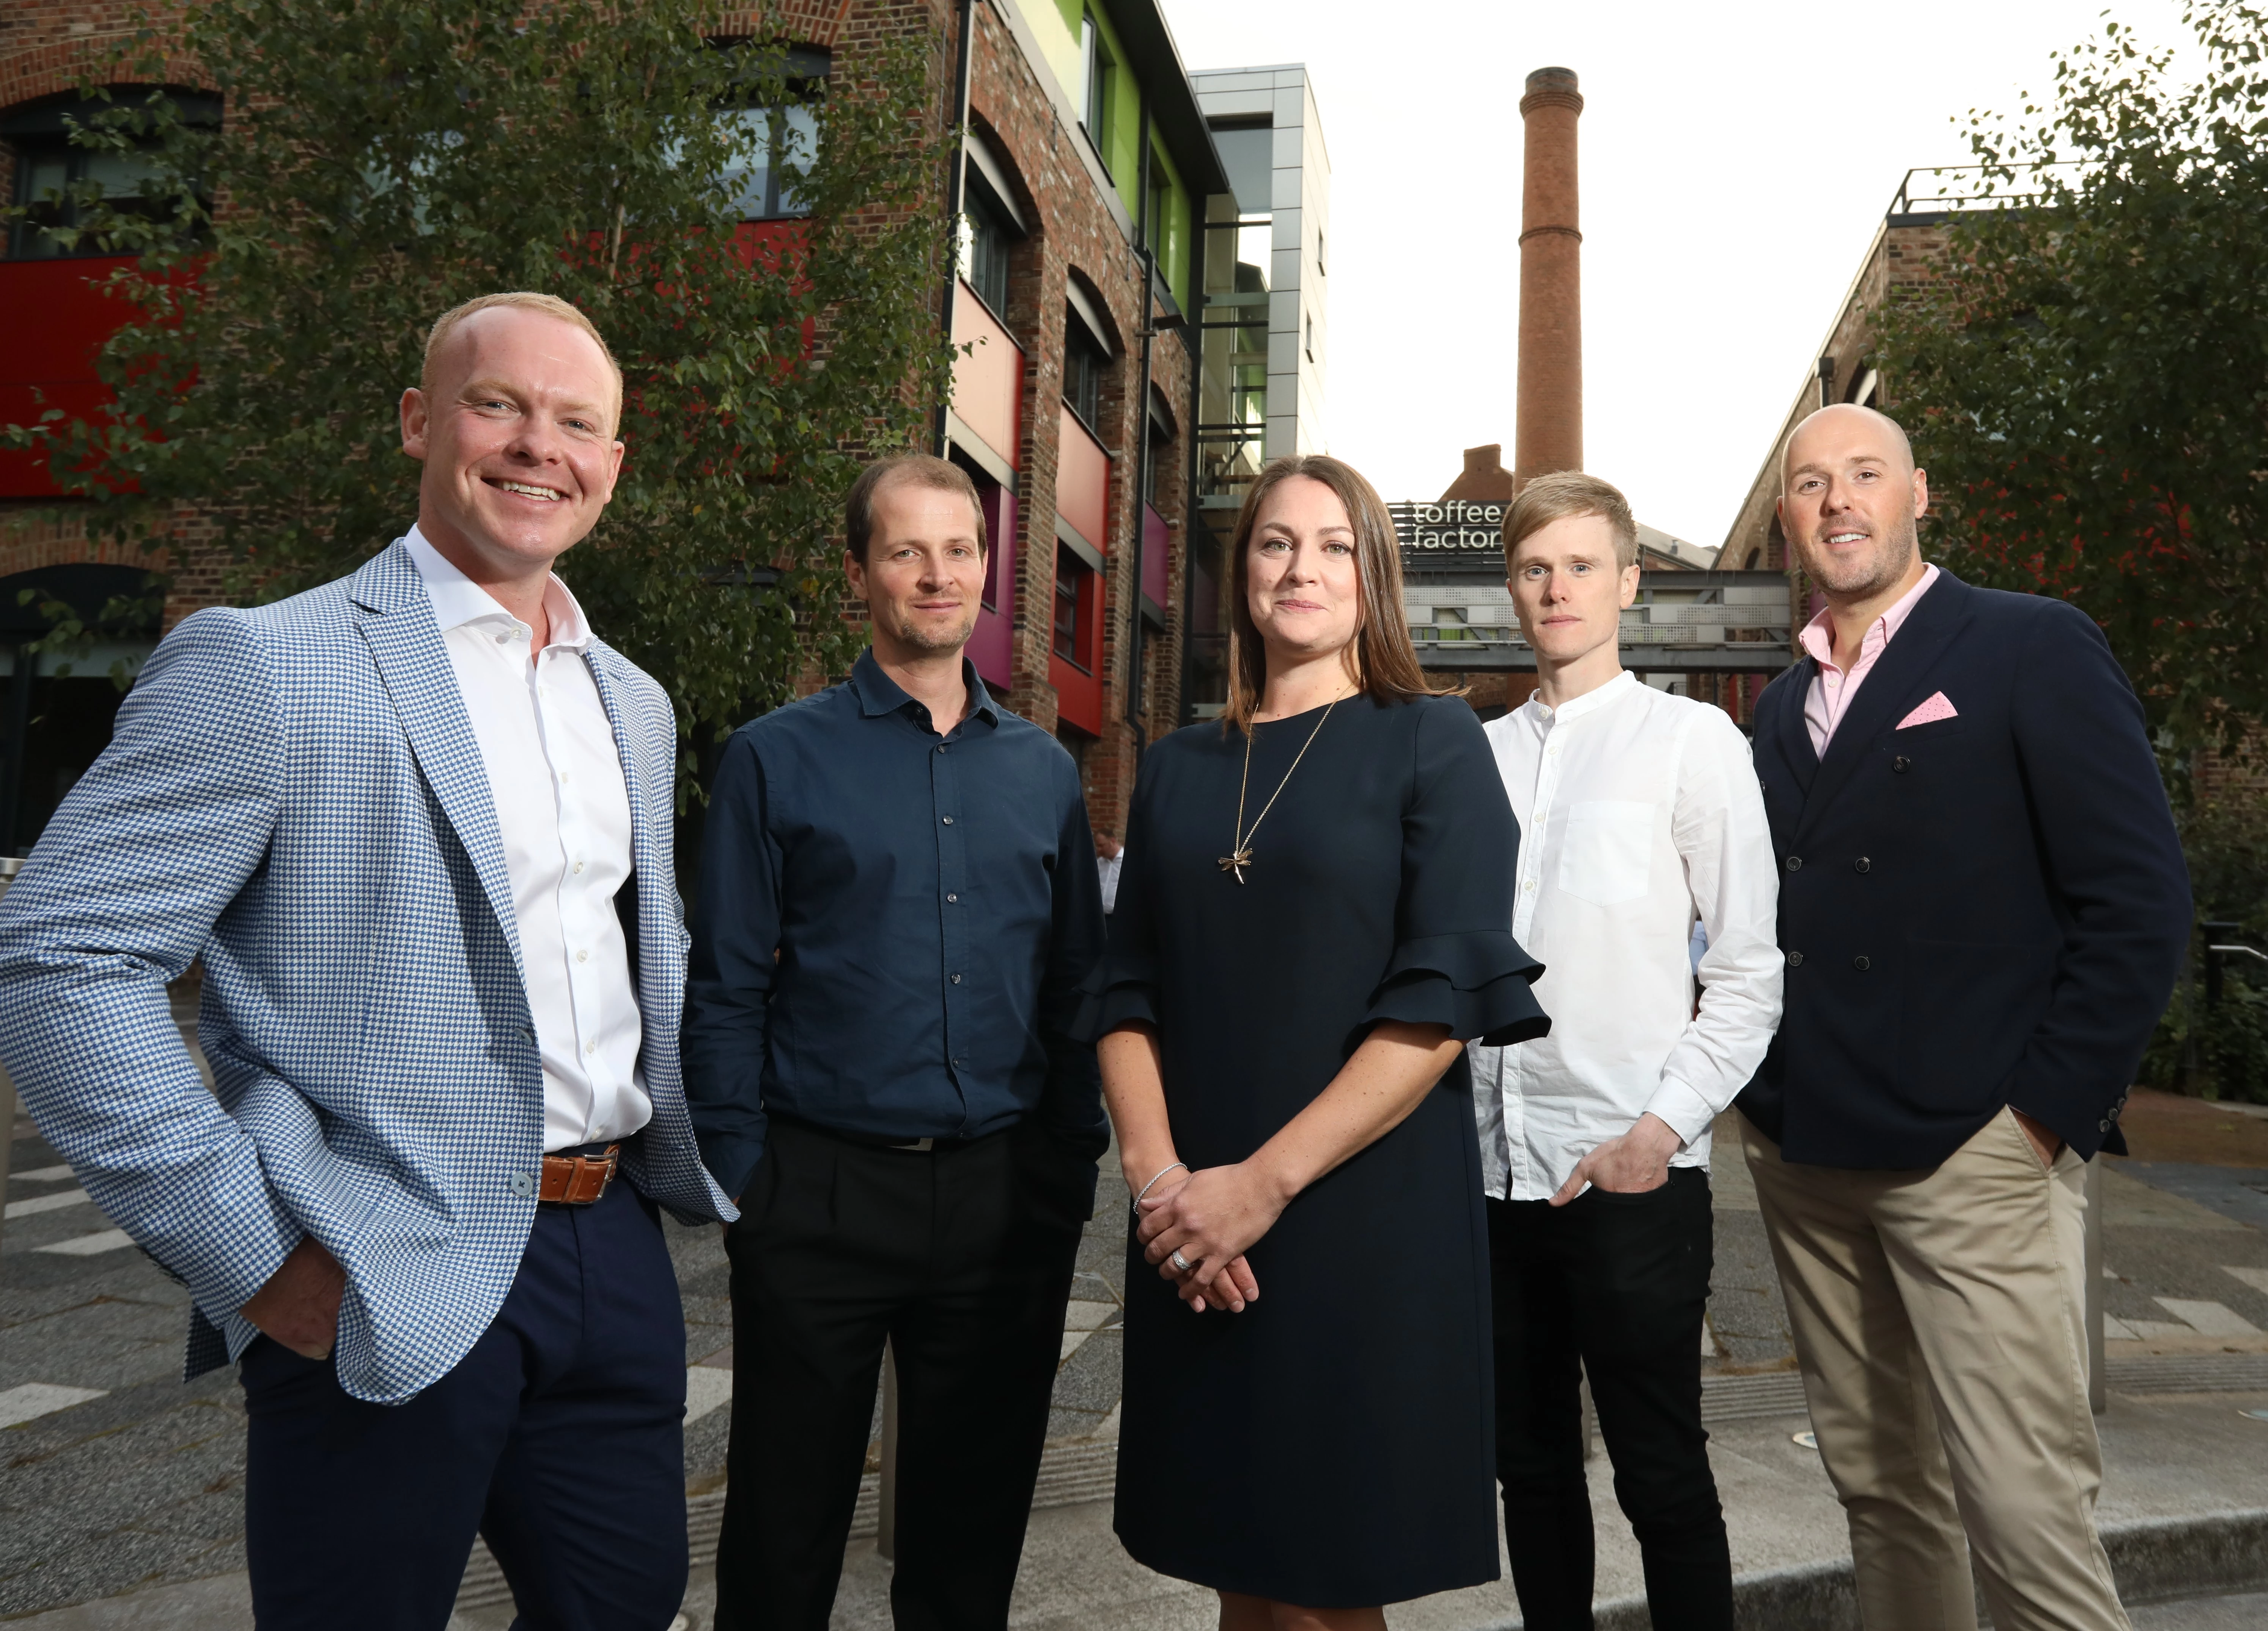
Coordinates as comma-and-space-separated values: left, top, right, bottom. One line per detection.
585, 1041, 597, 1055
1785, 855, 1803, 872
575, 949, 588, 963
1787, 950, 1804, 967
1853, 955, 1871, 971
573, 860, 585, 874
559, 771, 571, 783
941, 816, 954, 825
1523, 878, 1537, 891
950, 973, 963, 984
946, 893, 959, 902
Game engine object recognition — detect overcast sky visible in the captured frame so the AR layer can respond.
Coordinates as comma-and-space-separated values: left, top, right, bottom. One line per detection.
1155, 0, 2199, 549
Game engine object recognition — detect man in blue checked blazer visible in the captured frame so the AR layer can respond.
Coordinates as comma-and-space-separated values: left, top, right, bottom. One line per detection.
0, 292, 730, 1631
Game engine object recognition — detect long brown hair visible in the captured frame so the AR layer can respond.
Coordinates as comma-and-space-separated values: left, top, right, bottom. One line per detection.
1223, 455, 1454, 730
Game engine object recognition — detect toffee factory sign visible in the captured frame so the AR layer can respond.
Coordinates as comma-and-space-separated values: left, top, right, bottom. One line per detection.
1391, 500, 1504, 570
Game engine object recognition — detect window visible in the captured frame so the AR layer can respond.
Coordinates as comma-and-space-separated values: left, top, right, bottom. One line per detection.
1054, 546, 1094, 669
1064, 311, 1105, 432
1316, 230, 1326, 276
1209, 122, 1272, 216
1078, 9, 1114, 170
714, 46, 829, 222
963, 177, 1015, 318
4, 89, 217, 260
1305, 313, 1314, 362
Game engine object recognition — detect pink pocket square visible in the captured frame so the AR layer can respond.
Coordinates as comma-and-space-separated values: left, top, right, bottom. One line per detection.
1897, 691, 1958, 729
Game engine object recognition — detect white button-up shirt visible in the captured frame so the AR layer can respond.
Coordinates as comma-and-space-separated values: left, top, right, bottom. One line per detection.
404, 527, 651, 1152
1471, 672, 1783, 1200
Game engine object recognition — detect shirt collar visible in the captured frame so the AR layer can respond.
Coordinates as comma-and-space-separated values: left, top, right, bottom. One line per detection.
849, 647, 999, 727
400, 524, 595, 652
1799, 561, 1940, 674
1526, 668, 1640, 728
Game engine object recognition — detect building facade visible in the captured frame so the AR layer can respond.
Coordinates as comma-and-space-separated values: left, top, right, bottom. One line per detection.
1176, 61, 1331, 720
0, 0, 1254, 851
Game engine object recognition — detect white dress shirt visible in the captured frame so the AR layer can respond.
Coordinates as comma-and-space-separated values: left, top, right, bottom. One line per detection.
1471, 672, 1784, 1200
404, 527, 651, 1152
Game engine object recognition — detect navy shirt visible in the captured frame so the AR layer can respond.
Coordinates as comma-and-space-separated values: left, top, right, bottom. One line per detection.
683, 650, 1107, 1200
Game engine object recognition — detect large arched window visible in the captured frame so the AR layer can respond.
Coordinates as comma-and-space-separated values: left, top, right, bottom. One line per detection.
3, 88, 218, 260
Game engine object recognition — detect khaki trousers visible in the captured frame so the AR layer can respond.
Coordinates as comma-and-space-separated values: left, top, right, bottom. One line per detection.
1741, 1107, 2126, 1631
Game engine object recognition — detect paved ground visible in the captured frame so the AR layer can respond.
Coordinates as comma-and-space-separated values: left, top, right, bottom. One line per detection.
5, 1088, 2268, 1626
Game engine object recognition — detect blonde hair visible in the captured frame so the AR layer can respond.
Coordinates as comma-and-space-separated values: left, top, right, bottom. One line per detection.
1503, 471, 1639, 571
421, 292, 623, 421
1223, 455, 1455, 731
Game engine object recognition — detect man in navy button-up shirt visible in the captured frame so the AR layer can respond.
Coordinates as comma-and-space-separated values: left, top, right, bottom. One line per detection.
687, 454, 1106, 1631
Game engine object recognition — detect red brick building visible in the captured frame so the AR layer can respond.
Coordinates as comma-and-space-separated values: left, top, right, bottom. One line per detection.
0, 0, 1238, 850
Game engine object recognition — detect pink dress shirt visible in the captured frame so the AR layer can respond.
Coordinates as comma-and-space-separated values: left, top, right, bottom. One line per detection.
1799, 563, 1940, 756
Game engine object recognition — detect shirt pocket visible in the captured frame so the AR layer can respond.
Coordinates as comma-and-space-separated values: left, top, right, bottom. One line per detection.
1558, 799, 1656, 908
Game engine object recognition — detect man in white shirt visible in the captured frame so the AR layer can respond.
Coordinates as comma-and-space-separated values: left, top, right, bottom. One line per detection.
1469, 472, 1783, 1631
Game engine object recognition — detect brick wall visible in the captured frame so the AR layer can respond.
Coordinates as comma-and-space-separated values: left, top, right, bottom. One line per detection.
1, 0, 1202, 848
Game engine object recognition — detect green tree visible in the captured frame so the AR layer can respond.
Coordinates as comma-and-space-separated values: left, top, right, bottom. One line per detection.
4, 0, 952, 797
1876, 1, 2268, 762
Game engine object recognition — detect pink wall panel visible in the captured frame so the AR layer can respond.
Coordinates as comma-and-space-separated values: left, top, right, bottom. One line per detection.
1057, 406, 1109, 551
950, 279, 1022, 471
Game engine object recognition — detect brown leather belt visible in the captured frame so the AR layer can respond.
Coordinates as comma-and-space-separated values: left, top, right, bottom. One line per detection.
539, 1143, 620, 1205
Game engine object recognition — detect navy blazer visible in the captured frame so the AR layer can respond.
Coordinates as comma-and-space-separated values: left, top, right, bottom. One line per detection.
1735, 570, 2190, 1168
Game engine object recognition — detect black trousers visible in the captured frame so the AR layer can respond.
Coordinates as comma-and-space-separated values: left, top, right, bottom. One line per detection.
713, 1117, 1092, 1631
1489, 1168, 1733, 1631
239, 1179, 689, 1631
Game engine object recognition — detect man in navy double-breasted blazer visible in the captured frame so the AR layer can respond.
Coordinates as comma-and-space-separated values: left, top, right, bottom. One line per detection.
1735, 405, 2189, 1631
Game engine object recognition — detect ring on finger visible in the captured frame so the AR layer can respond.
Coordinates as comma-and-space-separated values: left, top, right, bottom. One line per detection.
1169, 1249, 1193, 1274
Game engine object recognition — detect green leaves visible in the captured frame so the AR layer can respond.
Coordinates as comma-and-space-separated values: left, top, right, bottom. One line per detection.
5, 0, 953, 804
1878, 2, 2268, 768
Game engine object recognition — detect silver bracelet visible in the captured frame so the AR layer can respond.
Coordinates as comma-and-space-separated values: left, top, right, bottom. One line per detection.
1131, 1161, 1189, 1215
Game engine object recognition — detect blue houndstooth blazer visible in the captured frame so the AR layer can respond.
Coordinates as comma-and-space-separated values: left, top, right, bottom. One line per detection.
0, 540, 734, 1403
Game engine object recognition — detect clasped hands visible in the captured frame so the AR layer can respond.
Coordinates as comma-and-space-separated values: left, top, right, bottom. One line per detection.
1136, 1162, 1281, 1314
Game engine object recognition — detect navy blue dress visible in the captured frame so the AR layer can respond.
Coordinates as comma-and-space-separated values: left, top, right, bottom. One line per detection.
1084, 692, 1547, 1607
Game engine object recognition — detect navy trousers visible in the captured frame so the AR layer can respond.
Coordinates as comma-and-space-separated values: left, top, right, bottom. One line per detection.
239, 1178, 689, 1631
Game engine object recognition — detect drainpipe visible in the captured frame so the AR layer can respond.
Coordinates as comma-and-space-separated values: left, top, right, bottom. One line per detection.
1128, 105, 1154, 734
932, 0, 976, 458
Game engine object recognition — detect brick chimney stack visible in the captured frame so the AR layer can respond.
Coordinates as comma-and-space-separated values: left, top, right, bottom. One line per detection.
1515, 66, 1583, 489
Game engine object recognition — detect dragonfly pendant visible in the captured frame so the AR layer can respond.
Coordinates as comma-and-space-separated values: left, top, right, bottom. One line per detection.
1217, 847, 1254, 885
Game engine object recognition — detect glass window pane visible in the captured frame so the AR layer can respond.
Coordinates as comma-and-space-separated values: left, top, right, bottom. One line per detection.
1210, 124, 1273, 216
716, 108, 772, 219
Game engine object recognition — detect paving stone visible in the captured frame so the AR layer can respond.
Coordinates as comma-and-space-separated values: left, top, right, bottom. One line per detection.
1047, 1329, 1120, 1416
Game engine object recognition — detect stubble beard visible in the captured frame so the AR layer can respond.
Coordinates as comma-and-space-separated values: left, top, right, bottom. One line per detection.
885, 604, 977, 656
1803, 514, 1920, 601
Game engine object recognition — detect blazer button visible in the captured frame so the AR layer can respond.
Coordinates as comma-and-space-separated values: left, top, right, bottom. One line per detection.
509, 1171, 535, 1198
1853, 955, 1871, 971
1893, 756, 1912, 773
1854, 857, 1871, 873
1786, 950, 1804, 967
1785, 855, 1803, 872
2098, 1118, 2111, 1133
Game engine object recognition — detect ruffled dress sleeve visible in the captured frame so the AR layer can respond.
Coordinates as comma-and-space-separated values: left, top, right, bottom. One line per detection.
1074, 754, 1163, 1041
1356, 696, 1550, 1050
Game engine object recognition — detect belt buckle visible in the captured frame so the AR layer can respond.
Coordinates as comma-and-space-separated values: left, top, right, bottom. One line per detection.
893, 1136, 936, 1152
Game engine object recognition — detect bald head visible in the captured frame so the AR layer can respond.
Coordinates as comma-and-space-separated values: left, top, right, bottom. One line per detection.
1781, 403, 1914, 491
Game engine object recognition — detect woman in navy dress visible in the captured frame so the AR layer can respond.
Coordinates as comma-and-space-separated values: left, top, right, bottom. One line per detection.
1086, 455, 1549, 1629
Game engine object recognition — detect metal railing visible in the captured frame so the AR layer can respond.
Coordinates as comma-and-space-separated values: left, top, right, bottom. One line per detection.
1889, 161, 2082, 220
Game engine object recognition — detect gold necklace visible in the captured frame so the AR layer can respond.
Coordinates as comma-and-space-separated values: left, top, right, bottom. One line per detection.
1219, 694, 1345, 884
